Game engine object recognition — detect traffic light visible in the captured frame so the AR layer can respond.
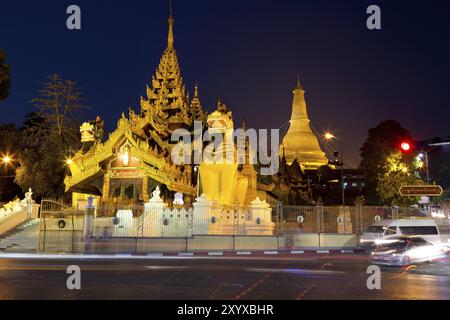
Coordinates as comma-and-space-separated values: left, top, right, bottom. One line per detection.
400, 141, 412, 153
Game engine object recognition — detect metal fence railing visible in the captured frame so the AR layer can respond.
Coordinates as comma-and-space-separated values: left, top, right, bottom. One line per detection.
37, 200, 450, 247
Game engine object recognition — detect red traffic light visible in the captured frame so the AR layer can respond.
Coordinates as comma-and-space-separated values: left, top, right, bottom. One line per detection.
400, 142, 412, 153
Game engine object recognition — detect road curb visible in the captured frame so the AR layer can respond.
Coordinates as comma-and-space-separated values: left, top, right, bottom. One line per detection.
0, 249, 367, 260
158, 249, 366, 257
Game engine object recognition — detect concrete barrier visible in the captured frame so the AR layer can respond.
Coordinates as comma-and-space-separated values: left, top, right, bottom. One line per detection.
319, 234, 359, 248
234, 236, 278, 251
137, 238, 188, 253
292, 234, 320, 248
188, 236, 233, 252
0, 210, 28, 236
59, 234, 363, 255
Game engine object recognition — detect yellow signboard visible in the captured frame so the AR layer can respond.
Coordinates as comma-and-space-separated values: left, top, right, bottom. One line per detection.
399, 185, 443, 197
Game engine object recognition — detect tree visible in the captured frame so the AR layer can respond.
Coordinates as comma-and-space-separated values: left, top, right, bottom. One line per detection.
377, 152, 424, 205
0, 49, 10, 101
0, 123, 21, 155
15, 75, 86, 200
359, 120, 413, 204
32, 74, 87, 136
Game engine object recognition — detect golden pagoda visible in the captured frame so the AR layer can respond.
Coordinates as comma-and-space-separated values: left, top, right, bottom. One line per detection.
64, 8, 198, 206
280, 78, 328, 170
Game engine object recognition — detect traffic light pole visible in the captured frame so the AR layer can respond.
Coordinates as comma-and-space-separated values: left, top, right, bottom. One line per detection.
422, 141, 449, 185
425, 151, 430, 184
340, 140, 345, 206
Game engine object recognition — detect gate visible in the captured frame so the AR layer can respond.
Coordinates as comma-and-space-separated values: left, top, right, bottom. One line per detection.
38, 199, 84, 253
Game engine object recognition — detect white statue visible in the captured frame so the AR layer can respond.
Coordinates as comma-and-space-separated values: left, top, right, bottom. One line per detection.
153, 186, 161, 199
20, 188, 33, 204
173, 192, 184, 206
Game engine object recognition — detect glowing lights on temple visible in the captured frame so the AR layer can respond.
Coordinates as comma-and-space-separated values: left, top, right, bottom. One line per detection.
121, 146, 130, 166
66, 158, 74, 166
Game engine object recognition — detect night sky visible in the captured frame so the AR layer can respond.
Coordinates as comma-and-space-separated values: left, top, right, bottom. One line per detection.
1, 0, 450, 167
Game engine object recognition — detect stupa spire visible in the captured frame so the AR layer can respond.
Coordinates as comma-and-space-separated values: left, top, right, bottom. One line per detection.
296, 74, 303, 91
280, 76, 328, 170
168, 0, 174, 48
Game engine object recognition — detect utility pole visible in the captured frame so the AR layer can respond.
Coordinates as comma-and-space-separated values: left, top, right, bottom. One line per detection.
340, 139, 345, 206
324, 133, 345, 206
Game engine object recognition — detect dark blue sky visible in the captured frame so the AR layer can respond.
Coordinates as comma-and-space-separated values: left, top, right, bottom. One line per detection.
1, 0, 450, 167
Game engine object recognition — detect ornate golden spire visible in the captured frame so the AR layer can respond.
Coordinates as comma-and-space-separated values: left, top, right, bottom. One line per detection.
190, 81, 204, 120
168, 0, 174, 48
138, 1, 190, 143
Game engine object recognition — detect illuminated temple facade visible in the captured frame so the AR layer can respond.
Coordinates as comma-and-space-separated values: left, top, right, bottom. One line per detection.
65, 12, 200, 206
64, 9, 321, 209
280, 79, 329, 170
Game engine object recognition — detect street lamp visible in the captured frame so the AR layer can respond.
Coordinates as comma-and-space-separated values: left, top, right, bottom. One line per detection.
1, 155, 14, 178
324, 132, 345, 206
421, 141, 450, 184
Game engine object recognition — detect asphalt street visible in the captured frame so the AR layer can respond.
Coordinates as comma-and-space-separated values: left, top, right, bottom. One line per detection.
0, 253, 449, 300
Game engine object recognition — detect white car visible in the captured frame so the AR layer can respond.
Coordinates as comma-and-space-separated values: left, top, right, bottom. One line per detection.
360, 219, 441, 248
370, 236, 446, 266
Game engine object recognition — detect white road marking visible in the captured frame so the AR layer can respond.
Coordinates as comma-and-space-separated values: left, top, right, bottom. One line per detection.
245, 268, 345, 275
208, 252, 224, 256
178, 252, 194, 257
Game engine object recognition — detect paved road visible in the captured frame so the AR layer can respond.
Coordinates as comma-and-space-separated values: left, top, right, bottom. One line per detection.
0, 253, 449, 300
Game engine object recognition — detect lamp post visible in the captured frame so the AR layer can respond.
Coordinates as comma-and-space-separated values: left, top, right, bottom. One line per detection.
324, 133, 345, 206
418, 141, 450, 185
1, 155, 15, 178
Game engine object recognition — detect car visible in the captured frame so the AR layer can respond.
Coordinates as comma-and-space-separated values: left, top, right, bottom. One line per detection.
360, 219, 440, 248
369, 236, 446, 266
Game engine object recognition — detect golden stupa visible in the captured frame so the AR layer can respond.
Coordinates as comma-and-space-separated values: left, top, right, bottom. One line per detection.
280, 78, 328, 170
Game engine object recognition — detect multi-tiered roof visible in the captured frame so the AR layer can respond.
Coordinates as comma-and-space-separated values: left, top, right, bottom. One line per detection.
129, 10, 203, 152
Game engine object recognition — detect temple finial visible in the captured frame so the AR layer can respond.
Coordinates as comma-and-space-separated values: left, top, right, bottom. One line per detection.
194, 81, 199, 97
217, 96, 228, 113
242, 116, 246, 131
168, 0, 174, 48
295, 74, 303, 90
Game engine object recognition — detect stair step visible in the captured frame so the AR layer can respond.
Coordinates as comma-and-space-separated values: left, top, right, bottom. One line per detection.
0, 219, 40, 252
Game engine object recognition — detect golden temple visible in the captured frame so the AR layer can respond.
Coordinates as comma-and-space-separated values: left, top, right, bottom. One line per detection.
280, 78, 329, 170
64, 7, 317, 208
65, 10, 199, 206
